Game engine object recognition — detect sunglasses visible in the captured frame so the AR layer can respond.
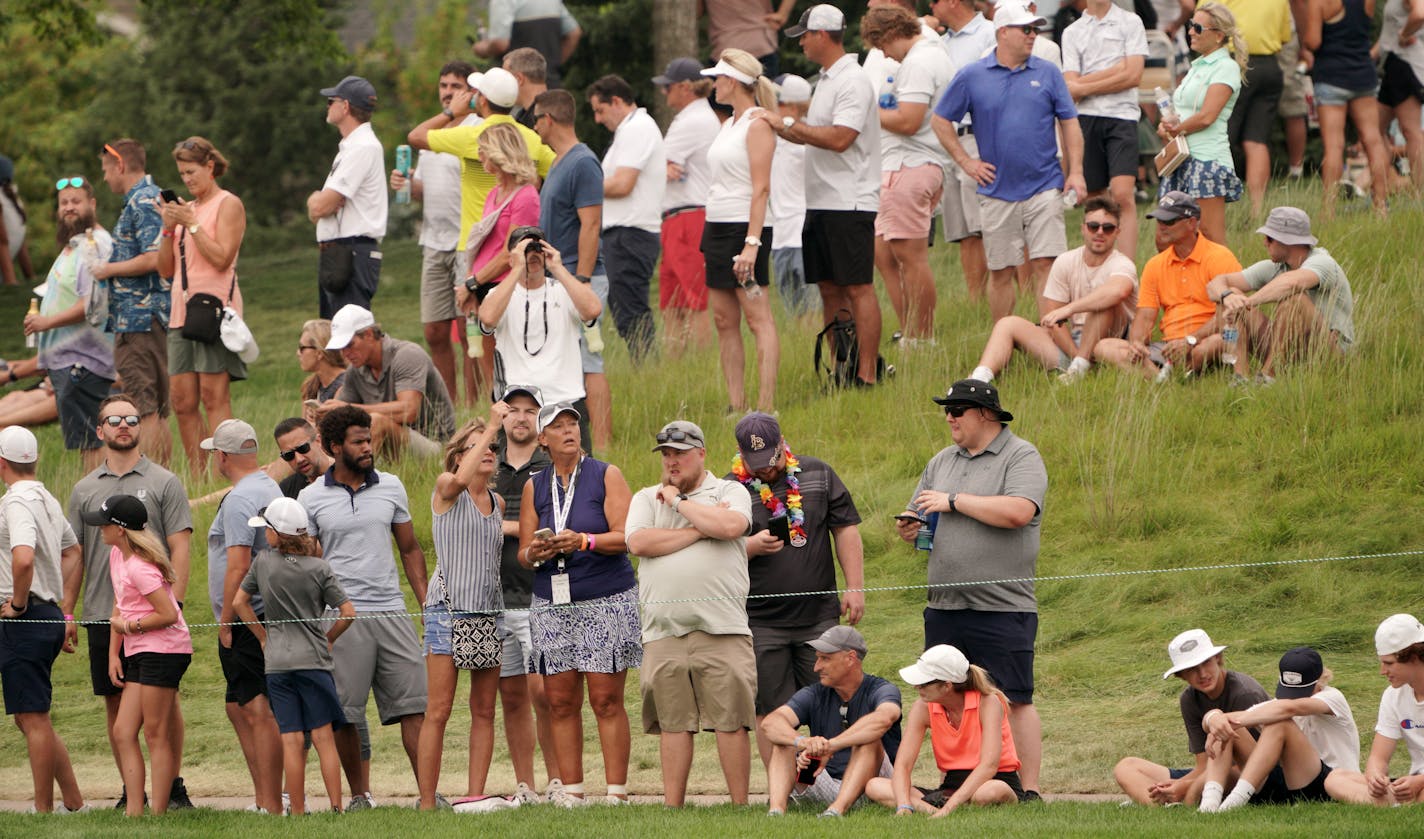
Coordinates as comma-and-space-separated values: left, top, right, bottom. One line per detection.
463, 442, 500, 453
176, 140, 202, 152
1188, 22, 1218, 34
945, 405, 974, 418
102, 415, 141, 427
298, 344, 320, 352
55, 176, 86, 190
1085, 221, 1119, 233
103, 143, 123, 162
279, 441, 312, 461
1015, 25, 1039, 35
656, 430, 702, 445
531, 111, 548, 121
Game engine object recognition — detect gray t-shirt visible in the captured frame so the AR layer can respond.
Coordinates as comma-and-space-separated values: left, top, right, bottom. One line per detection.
206, 471, 281, 620
68, 457, 192, 619
909, 427, 1048, 613
241, 550, 348, 673
1180, 669, 1270, 754
337, 336, 456, 441
298, 469, 412, 612
1240, 247, 1355, 348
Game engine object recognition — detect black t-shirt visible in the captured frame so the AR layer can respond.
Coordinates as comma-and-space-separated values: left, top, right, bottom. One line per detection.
724, 455, 861, 628
495, 443, 551, 608
279, 470, 313, 500
1179, 669, 1269, 754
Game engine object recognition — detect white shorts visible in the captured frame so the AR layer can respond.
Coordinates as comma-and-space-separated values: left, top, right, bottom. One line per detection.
790, 751, 893, 809
979, 189, 1067, 271
940, 134, 983, 242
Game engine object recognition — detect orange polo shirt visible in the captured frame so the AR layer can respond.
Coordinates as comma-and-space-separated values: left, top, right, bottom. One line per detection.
928, 690, 1021, 773
1137, 234, 1242, 341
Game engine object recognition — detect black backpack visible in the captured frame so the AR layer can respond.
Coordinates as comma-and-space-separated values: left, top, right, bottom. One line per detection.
814, 308, 887, 389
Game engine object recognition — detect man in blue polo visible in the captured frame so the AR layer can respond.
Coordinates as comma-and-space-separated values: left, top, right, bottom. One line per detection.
932, 1, 1085, 323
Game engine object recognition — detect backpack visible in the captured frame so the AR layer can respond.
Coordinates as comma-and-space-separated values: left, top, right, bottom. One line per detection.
814, 308, 887, 389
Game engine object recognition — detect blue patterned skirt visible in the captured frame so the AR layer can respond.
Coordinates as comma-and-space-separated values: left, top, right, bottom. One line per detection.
1160, 156, 1243, 202
528, 586, 642, 675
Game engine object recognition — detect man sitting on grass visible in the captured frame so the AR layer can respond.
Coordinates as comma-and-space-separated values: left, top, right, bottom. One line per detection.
1114, 628, 1268, 806
1327, 614, 1424, 806
759, 626, 902, 817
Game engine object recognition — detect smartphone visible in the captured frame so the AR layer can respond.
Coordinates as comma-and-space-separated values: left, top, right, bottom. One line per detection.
796, 756, 823, 785
533, 528, 555, 541
894, 512, 926, 524
159, 188, 180, 204
768, 516, 792, 543
302, 399, 320, 412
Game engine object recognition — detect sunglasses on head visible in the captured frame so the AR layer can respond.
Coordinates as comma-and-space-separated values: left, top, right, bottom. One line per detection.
55, 176, 86, 191
279, 441, 312, 461
103, 143, 123, 162
1085, 221, 1118, 233
656, 430, 702, 445
102, 415, 141, 427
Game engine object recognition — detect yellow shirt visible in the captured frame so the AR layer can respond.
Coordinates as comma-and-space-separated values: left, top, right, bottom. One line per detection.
426, 115, 557, 251
1213, 0, 1292, 55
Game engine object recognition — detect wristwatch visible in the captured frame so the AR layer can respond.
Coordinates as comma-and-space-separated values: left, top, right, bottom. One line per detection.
782, 115, 795, 130
442, 106, 455, 119
575, 274, 592, 284
744, 236, 762, 247
1185, 335, 1198, 347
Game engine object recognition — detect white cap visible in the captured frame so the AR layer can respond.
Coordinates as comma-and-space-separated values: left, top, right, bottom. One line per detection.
776, 75, 812, 103
473, 67, 519, 109
784, 4, 845, 37
900, 645, 970, 685
1376, 613, 1424, 656
537, 402, 580, 433
0, 425, 38, 464
1162, 628, 1227, 679
247, 497, 310, 537
994, 1, 1047, 29
326, 304, 377, 350
200, 418, 260, 455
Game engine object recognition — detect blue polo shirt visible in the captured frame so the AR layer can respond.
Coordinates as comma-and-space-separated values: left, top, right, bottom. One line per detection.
784, 674, 903, 780
934, 54, 1078, 202
206, 471, 281, 620
298, 468, 412, 612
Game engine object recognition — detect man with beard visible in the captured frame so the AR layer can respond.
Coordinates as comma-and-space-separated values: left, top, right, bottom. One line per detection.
965, 196, 1137, 383
298, 405, 428, 809
271, 418, 333, 500
66, 393, 194, 809
20, 177, 115, 470
626, 420, 756, 807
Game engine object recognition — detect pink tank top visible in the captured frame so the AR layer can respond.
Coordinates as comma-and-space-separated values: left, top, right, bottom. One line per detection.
170, 188, 243, 328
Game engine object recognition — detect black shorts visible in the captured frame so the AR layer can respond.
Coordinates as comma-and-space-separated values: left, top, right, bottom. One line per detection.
924, 608, 1037, 704
267, 669, 347, 734
218, 621, 268, 706
0, 602, 65, 715
1080, 115, 1140, 192
1229, 55, 1284, 147
87, 623, 125, 697
124, 651, 191, 689
918, 769, 1028, 805
1379, 53, 1424, 109
750, 622, 834, 715
1257, 760, 1333, 804
701, 223, 771, 290
802, 210, 875, 286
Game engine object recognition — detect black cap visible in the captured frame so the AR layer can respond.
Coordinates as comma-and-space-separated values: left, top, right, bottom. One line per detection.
1276, 647, 1324, 699
932, 379, 1013, 422
81, 494, 148, 530
1146, 190, 1201, 222
734, 412, 783, 471
509, 225, 545, 250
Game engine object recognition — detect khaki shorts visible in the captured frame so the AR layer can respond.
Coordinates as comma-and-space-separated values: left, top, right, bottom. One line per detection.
876, 164, 944, 240
420, 246, 462, 323
940, 133, 983, 242
405, 427, 444, 458
979, 189, 1067, 271
167, 329, 247, 380
641, 631, 756, 734
1277, 39, 1308, 119
114, 322, 170, 417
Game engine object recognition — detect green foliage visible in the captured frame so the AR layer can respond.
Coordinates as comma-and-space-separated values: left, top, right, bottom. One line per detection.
0, 0, 100, 50
564, 0, 657, 153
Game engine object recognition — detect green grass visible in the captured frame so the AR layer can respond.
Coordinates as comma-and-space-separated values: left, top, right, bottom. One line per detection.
1, 179, 1423, 816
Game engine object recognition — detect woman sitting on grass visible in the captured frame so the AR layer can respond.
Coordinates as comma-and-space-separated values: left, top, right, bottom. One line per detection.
87, 494, 191, 817
297, 319, 348, 409
867, 645, 1024, 816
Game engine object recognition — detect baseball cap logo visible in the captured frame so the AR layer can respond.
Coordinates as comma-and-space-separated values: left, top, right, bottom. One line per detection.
1282, 671, 1302, 686
750, 434, 766, 451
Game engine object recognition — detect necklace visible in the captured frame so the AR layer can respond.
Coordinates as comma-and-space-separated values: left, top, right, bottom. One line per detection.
731, 442, 807, 548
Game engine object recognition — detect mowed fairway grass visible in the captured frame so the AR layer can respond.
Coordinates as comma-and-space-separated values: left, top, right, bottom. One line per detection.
0, 180, 1421, 835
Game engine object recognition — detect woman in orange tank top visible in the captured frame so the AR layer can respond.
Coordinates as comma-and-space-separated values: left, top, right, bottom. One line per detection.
867, 645, 1025, 815
156, 136, 248, 477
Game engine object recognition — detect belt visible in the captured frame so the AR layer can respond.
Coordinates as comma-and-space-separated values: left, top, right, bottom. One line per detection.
957, 125, 974, 137
661, 205, 702, 221
319, 236, 376, 250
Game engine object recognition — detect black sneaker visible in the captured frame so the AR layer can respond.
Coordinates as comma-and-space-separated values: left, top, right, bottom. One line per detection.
115, 789, 150, 810
169, 776, 194, 809
1022, 789, 1044, 803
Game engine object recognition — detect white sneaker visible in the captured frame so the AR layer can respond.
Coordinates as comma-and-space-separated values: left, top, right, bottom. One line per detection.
56, 803, 90, 814
514, 783, 540, 805
345, 791, 376, 811
602, 794, 629, 805
543, 779, 564, 803
547, 788, 585, 809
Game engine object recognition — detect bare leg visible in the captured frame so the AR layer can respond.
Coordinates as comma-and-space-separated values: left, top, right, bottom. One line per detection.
417, 654, 457, 809
976, 316, 1062, 377
139, 413, 172, 466
1197, 197, 1227, 244
1028, 257, 1055, 316
1319, 104, 1350, 219
1113, 756, 1172, 805
1349, 95, 1394, 215
111, 687, 147, 817
1107, 176, 1139, 261
424, 319, 458, 405
709, 289, 748, 411
197, 371, 232, 434
1285, 115, 1307, 172
988, 267, 1018, 322
169, 372, 205, 478
660, 731, 695, 807
499, 675, 537, 788
959, 236, 989, 302
583, 373, 612, 452
827, 743, 884, 814
766, 740, 798, 812
846, 284, 882, 384
334, 722, 366, 796
587, 671, 631, 793
528, 673, 559, 782
309, 724, 343, 812
465, 668, 501, 796
282, 731, 309, 815
1242, 140, 1270, 216
142, 685, 180, 813
1008, 701, 1042, 792
399, 712, 424, 780
874, 236, 907, 332
715, 729, 751, 805
543, 670, 586, 789
889, 237, 936, 339
741, 287, 780, 412
1262, 294, 1330, 375
240, 694, 285, 814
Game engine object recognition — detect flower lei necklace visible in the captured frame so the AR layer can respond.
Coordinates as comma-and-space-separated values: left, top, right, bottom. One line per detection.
731, 442, 807, 548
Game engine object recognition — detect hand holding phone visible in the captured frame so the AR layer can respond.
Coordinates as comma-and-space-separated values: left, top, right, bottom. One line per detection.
159, 188, 180, 204
533, 528, 555, 541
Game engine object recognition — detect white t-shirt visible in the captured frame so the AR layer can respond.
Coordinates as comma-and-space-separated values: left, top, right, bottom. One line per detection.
804, 53, 881, 212
490, 278, 587, 405
862, 20, 944, 106
1041, 246, 1138, 332
601, 107, 666, 233
769, 137, 806, 250
882, 38, 956, 171
1291, 687, 1361, 772
662, 98, 720, 212
317, 121, 388, 242
1, 189, 25, 255
412, 115, 479, 251
1062, 3, 1150, 122
1382, 0, 1424, 86
1375, 683, 1424, 775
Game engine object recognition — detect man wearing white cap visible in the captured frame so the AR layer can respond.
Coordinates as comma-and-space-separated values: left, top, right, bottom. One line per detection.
1205, 206, 1355, 385
768, 74, 817, 316
319, 304, 455, 457
202, 417, 285, 813
0, 425, 86, 813
1354, 613, 1424, 805
309, 75, 387, 318
1113, 628, 1269, 806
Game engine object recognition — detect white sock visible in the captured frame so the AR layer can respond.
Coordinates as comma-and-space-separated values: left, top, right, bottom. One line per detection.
1198, 781, 1223, 813
970, 365, 994, 383
563, 783, 584, 796
1067, 356, 1091, 374
1218, 779, 1256, 811
1289, 164, 1304, 177
606, 784, 628, 797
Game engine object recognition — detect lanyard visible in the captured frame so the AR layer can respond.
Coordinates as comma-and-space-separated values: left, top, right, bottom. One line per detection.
523, 281, 549, 356
550, 456, 582, 535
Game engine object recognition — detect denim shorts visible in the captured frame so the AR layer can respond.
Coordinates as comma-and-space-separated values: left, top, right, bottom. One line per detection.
1313, 80, 1380, 108
48, 365, 113, 450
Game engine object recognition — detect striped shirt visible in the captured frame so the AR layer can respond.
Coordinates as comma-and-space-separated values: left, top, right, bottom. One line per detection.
427, 488, 504, 613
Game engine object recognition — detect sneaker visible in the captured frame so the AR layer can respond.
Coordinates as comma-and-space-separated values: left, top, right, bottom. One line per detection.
1058, 365, 1088, 385
115, 790, 149, 810
891, 331, 903, 344
169, 776, 194, 810
1254, 372, 1276, 386
244, 804, 269, 813
544, 779, 564, 803
767, 809, 785, 817
434, 792, 453, 811
346, 792, 376, 811
547, 788, 585, 809
1228, 373, 1250, 388
514, 782, 540, 805
1022, 789, 1044, 803
282, 792, 291, 815
817, 808, 842, 818
602, 795, 629, 805
56, 803, 90, 814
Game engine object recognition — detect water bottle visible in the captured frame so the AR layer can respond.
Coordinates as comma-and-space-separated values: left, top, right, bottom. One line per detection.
395, 144, 412, 205
583, 318, 604, 354
24, 298, 40, 348
1154, 86, 1178, 123
465, 314, 483, 358
1154, 361, 1173, 383
1221, 325, 1239, 366
878, 76, 897, 109
914, 511, 938, 552
1062, 188, 1079, 208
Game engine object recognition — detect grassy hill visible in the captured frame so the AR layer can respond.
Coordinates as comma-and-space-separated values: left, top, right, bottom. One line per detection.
1, 181, 1421, 803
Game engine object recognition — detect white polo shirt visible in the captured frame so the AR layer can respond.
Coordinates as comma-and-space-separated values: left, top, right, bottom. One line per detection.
317, 121, 388, 242
882, 38, 957, 171
804, 53, 880, 212
1062, 3, 1150, 122
0, 480, 74, 605
601, 107, 666, 234
662, 98, 720, 212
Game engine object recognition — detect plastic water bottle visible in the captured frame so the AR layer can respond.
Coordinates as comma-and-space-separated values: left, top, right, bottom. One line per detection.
1062, 188, 1079, 208
1154, 361, 1173, 383
878, 77, 897, 109
24, 298, 39, 348
465, 314, 483, 358
1154, 86, 1178, 123
1221, 325, 1239, 365
395, 144, 412, 205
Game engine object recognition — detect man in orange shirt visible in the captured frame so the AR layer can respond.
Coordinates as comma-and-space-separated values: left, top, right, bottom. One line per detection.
1095, 192, 1241, 379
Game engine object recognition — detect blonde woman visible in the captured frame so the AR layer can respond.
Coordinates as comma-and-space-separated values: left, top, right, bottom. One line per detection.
85, 494, 192, 816
156, 136, 247, 476
1157, 3, 1246, 243
296, 319, 347, 406
703, 48, 780, 414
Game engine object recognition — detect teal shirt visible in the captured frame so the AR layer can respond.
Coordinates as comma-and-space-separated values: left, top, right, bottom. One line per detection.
1172, 49, 1241, 166
1241, 247, 1355, 348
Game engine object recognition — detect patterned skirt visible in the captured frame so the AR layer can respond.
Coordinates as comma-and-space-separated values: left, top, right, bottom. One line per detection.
528, 586, 642, 676
1160, 156, 1243, 202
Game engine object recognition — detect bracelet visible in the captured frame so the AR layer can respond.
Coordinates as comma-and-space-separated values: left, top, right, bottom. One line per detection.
160, 229, 174, 238
897, 804, 916, 812
135, 616, 144, 634
9, 599, 26, 613
744, 236, 763, 247
794, 735, 805, 748
579, 532, 589, 552
64, 613, 75, 622
587, 533, 597, 552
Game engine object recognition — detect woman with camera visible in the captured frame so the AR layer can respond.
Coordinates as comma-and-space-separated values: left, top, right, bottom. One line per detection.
156, 136, 247, 477
517, 402, 637, 806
